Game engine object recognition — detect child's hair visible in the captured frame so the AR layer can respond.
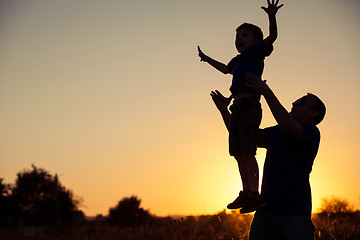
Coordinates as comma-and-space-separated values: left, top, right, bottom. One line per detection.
307, 93, 326, 125
236, 23, 264, 40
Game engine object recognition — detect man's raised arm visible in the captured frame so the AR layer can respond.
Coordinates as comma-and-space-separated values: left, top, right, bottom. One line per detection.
245, 73, 305, 140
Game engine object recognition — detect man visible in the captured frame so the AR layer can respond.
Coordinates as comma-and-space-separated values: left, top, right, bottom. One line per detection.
210, 72, 326, 240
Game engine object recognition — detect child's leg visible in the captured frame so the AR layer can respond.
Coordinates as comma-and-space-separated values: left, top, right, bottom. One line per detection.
234, 155, 251, 191
227, 154, 254, 209
239, 154, 267, 214
241, 153, 259, 192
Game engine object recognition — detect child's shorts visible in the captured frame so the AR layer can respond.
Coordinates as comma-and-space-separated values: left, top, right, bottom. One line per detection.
229, 96, 262, 156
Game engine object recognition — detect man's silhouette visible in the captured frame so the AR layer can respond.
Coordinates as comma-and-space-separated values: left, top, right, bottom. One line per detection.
211, 73, 326, 239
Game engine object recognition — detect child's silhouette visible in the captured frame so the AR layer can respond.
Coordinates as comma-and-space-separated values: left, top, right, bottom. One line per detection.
198, 0, 283, 213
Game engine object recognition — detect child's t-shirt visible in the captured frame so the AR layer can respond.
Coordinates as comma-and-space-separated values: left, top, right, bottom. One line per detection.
227, 40, 273, 99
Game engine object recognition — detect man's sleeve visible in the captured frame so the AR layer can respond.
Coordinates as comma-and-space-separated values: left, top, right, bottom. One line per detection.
300, 123, 320, 152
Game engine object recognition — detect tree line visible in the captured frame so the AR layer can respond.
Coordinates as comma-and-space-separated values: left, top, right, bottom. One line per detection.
1, 164, 357, 229
0, 165, 152, 227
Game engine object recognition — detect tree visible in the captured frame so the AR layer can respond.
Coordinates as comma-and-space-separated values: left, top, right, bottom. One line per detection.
108, 196, 152, 226
0, 178, 10, 196
0, 178, 21, 227
11, 165, 84, 226
319, 196, 354, 214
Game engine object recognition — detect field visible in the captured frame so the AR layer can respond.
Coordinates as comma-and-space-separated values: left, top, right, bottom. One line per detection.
1, 210, 360, 240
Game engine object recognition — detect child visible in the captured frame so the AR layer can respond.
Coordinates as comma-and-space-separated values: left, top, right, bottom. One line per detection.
198, 0, 283, 213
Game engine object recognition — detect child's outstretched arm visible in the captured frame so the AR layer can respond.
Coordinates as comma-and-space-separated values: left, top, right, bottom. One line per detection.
198, 46, 229, 74
262, 0, 283, 48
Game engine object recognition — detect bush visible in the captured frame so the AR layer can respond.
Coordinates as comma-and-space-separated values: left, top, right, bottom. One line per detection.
108, 196, 152, 226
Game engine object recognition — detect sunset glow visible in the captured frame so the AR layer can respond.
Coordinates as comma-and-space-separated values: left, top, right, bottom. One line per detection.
0, 0, 359, 217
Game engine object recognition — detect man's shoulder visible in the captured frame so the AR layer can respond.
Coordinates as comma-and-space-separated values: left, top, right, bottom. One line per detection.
258, 125, 278, 139
299, 123, 321, 144
300, 123, 320, 136
261, 124, 320, 142
260, 125, 278, 132
263, 123, 319, 134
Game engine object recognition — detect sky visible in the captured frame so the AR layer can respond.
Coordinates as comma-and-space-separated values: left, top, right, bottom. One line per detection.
0, 0, 360, 217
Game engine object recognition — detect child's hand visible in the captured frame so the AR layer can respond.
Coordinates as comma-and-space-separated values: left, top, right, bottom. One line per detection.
210, 90, 232, 112
261, 0, 283, 16
197, 46, 208, 62
245, 72, 269, 95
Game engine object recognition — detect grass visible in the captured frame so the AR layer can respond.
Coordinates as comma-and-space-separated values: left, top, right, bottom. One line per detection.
1, 210, 359, 240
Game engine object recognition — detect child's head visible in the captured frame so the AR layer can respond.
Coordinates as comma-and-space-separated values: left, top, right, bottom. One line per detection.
235, 23, 263, 53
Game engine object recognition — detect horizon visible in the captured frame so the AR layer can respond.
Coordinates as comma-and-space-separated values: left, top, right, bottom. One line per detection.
2, 164, 359, 218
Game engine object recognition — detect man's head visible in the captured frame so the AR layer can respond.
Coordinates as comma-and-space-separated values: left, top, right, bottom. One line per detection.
290, 93, 326, 125
235, 23, 263, 53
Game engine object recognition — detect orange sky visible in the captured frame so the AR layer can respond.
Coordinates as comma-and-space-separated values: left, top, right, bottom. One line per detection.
0, 0, 360, 216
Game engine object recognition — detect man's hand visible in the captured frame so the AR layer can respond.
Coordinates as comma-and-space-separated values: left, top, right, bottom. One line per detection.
197, 46, 208, 62
262, 0, 283, 16
210, 90, 232, 112
210, 90, 232, 131
245, 72, 269, 95
246, 72, 305, 140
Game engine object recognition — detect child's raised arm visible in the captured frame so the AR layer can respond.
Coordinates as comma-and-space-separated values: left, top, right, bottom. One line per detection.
197, 46, 229, 74
262, 0, 283, 48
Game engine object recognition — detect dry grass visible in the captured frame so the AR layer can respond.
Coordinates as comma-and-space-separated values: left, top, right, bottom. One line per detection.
1, 211, 359, 240
312, 211, 360, 240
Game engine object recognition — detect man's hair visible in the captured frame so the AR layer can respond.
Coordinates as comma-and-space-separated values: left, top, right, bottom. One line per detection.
236, 23, 264, 40
307, 93, 326, 125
